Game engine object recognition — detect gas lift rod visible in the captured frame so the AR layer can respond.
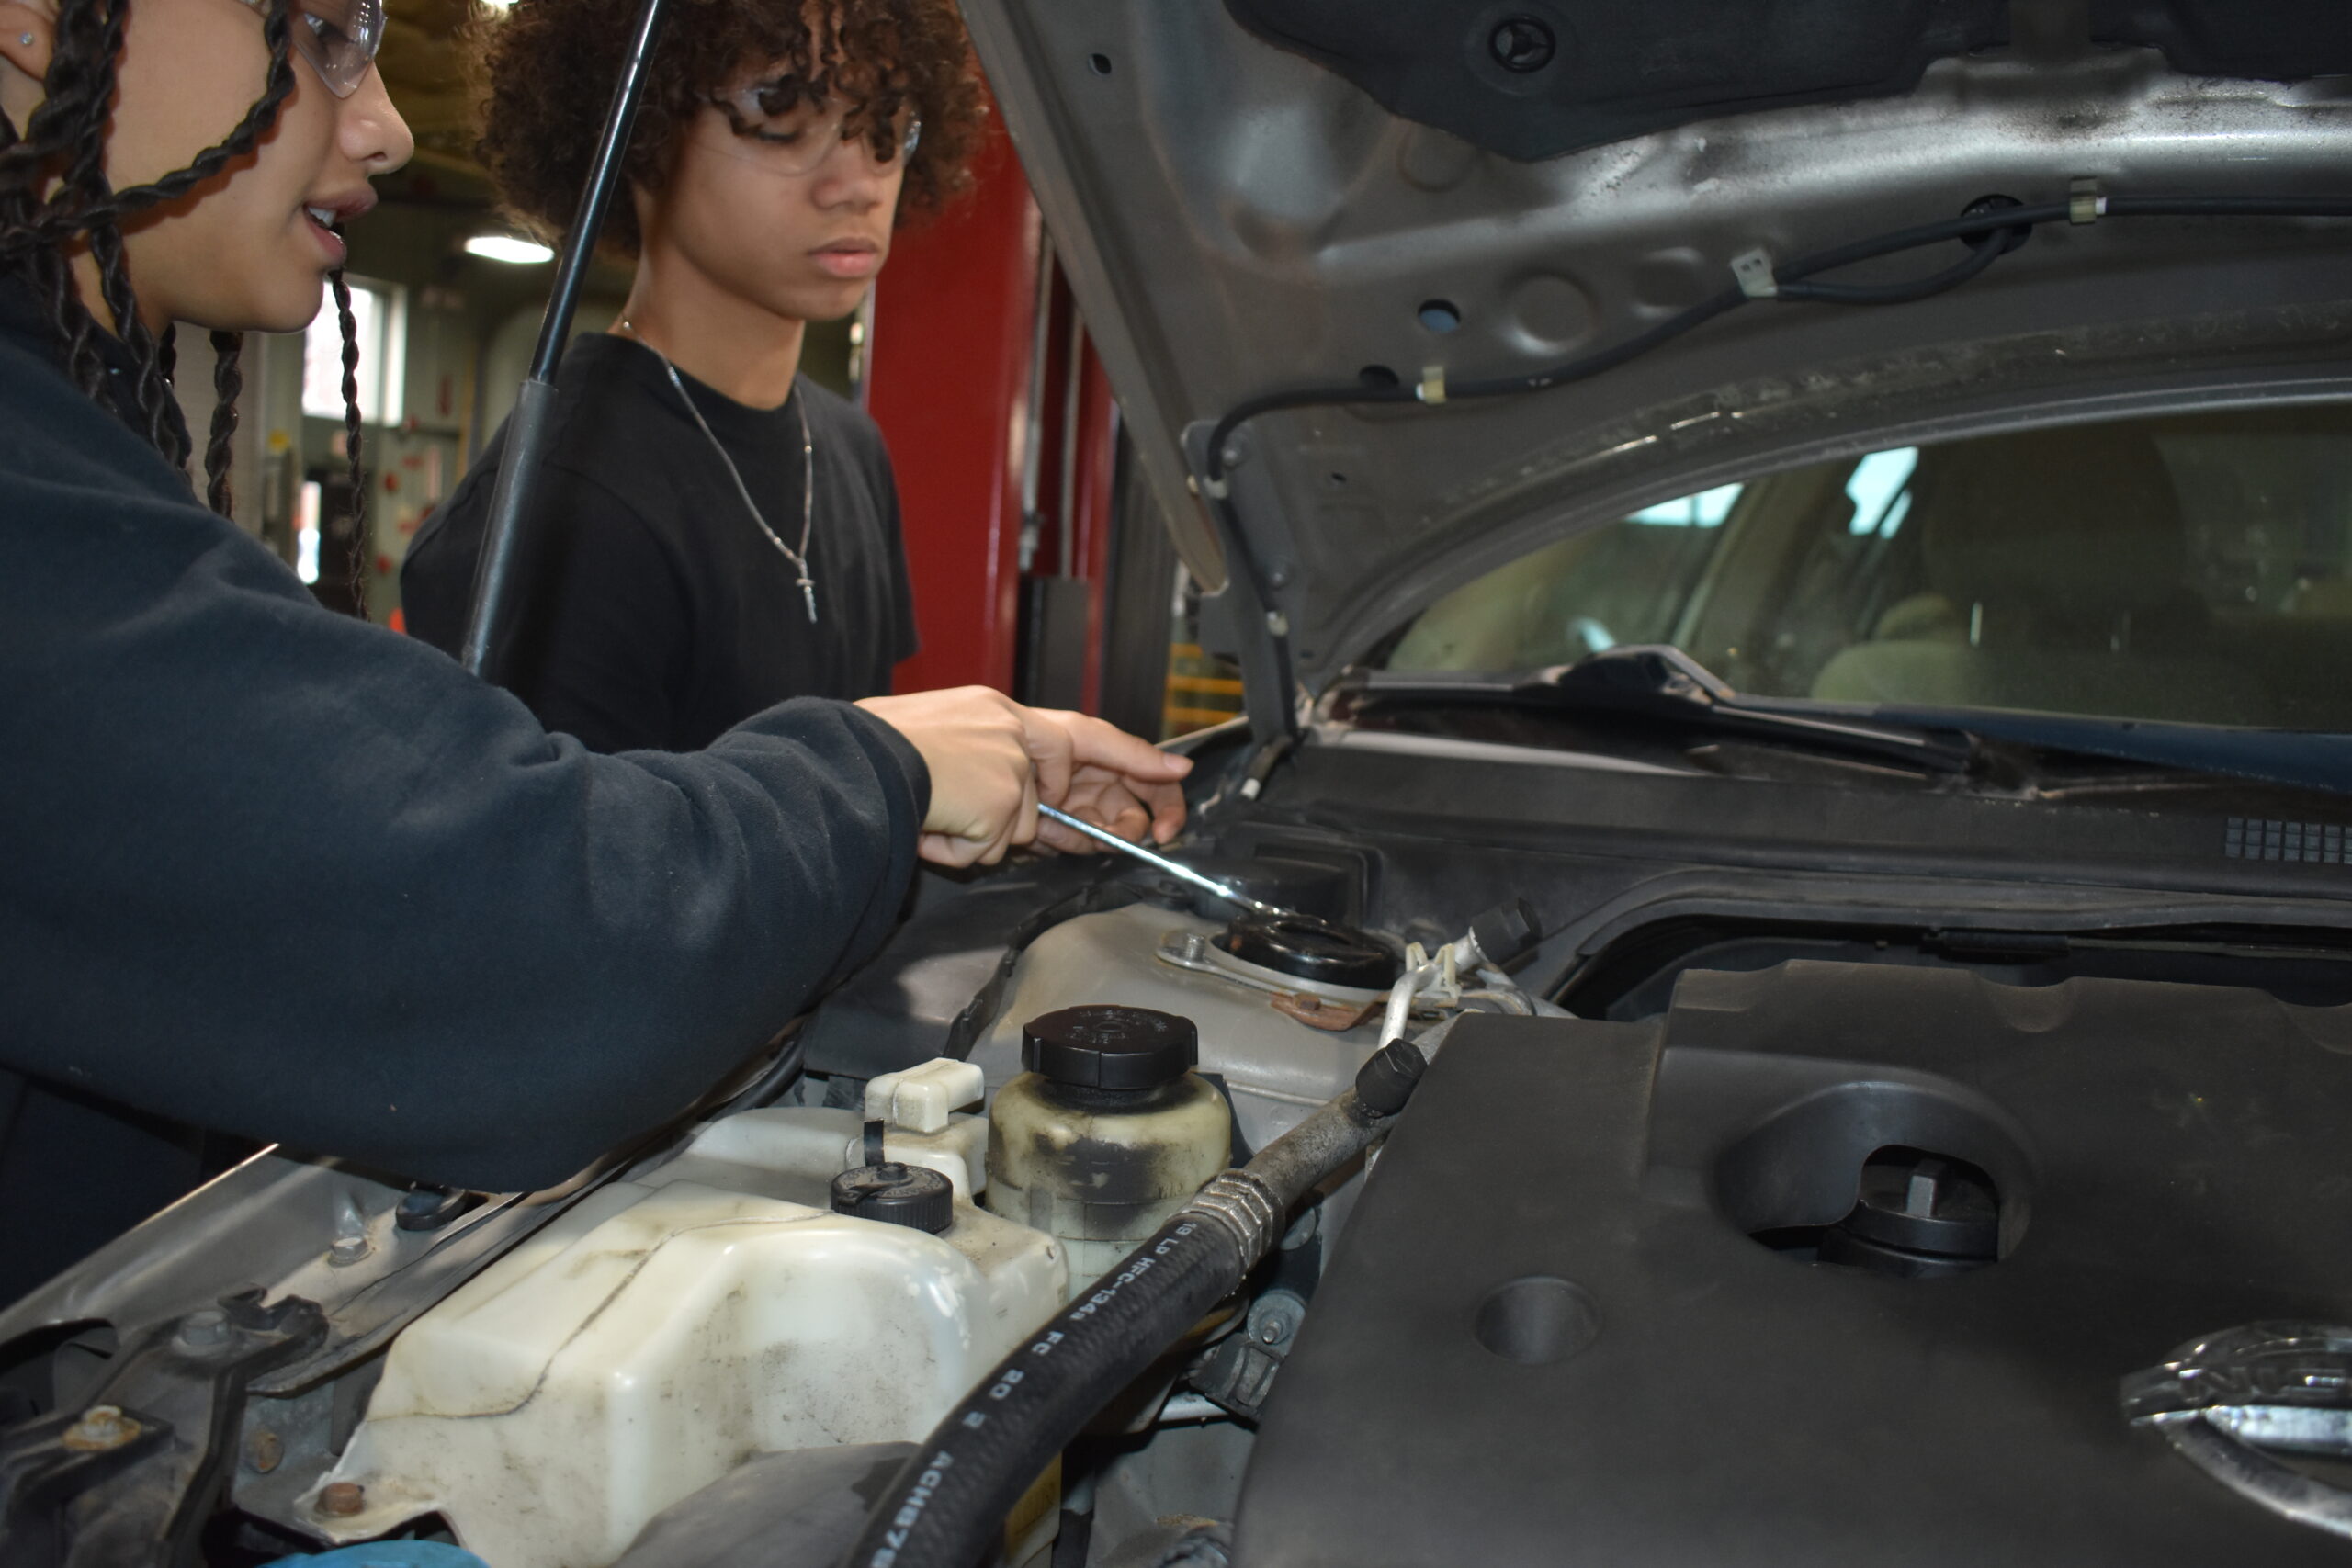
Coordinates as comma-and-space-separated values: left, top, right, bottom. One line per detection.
456, 0, 672, 680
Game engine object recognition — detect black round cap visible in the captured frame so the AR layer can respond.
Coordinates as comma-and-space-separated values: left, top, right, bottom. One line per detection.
831, 1161, 953, 1234
1469, 899, 1543, 967
1022, 1005, 1197, 1090
1838, 1152, 1998, 1259
1216, 916, 1402, 990
1353, 1038, 1429, 1118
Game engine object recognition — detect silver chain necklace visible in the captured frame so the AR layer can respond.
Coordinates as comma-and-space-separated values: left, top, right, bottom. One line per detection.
619, 321, 819, 623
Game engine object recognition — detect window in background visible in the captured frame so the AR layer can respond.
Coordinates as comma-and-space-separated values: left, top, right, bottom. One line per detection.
294, 479, 322, 585
303, 277, 404, 425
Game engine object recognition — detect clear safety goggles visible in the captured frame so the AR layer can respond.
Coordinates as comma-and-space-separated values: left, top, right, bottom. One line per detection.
236, 0, 386, 99
708, 82, 922, 175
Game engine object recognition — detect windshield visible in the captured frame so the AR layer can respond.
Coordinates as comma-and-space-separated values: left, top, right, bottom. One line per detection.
1383, 404, 2352, 731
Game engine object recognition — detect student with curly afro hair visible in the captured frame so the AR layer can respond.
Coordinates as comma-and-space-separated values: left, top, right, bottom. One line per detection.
403, 0, 1125, 791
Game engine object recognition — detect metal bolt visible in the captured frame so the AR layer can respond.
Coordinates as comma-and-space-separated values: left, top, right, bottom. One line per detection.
62, 1405, 141, 1452
316, 1481, 367, 1517
1179, 932, 1207, 963
1488, 16, 1556, 73
327, 1195, 371, 1267
176, 1307, 230, 1349
247, 1427, 284, 1474
1247, 1289, 1307, 1349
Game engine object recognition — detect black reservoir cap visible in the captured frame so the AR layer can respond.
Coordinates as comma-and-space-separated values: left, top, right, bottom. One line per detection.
831, 1160, 954, 1234
1217, 916, 1402, 990
1023, 1004, 1198, 1090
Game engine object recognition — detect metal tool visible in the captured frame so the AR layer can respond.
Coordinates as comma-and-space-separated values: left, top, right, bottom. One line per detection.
1038, 804, 1301, 922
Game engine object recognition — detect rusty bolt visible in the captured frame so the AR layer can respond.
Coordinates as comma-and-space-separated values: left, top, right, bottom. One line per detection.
61, 1404, 140, 1452
246, 1427, 284, 1474
316, 1482, 367, 1517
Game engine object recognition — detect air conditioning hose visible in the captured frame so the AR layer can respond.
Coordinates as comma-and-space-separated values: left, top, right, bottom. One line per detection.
838, 1038, 1430, 1568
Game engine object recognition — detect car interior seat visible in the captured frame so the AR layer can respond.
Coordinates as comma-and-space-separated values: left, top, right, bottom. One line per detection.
1811, 425, 2271, 726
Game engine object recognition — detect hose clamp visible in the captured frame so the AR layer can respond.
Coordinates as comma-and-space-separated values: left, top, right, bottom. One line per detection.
1183, 1171, 1283, 1273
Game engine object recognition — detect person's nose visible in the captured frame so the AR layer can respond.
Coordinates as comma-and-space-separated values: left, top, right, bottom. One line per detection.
807, 132, 897, 211
338, 65, 413, 175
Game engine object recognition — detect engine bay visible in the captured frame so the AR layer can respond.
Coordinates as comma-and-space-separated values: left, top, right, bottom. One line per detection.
14, 779, 2352, 1566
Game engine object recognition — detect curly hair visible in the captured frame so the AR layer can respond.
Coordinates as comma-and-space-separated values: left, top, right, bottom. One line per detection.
470, 0, 988, 256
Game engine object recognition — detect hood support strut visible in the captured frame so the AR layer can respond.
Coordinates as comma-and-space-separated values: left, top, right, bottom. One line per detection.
456, 0, 672, 682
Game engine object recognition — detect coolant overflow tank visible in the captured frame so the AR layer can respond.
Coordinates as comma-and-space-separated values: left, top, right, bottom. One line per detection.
987, 1005, 1231, 1296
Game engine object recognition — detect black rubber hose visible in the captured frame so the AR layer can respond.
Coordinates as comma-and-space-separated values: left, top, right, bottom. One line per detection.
840, 1043, 1428, 1568
842, 1215, 1243, 1568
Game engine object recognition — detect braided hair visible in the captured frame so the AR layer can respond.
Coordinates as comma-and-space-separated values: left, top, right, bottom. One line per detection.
0, 0, 370, 541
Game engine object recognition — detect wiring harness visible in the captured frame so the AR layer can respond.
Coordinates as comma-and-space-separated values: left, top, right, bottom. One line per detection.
1199, 189, 2352, 495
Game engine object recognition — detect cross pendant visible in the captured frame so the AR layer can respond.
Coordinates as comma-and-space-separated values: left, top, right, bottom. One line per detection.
799, 576, 818, 624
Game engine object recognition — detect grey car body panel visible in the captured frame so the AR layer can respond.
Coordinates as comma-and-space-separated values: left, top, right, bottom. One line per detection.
958, 0, 2352, 686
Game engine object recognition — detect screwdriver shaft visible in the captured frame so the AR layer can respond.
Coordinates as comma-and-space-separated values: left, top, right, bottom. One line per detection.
1038, 804, 1296, 921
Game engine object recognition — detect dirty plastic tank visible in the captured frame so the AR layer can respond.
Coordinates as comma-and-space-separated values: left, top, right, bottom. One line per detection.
986, 1005, 1231, 1296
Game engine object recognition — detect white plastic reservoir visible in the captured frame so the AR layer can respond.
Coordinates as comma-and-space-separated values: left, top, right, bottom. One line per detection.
307, 1084, 1065, 1568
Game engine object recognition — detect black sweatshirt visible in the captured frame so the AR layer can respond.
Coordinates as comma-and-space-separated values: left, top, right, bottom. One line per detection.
0, 288, 929, 1301
401, 335, 917, 753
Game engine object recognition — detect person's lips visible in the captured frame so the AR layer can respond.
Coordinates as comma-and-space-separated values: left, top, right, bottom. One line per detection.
300, 190, 378, 265
810, 237, 884, 280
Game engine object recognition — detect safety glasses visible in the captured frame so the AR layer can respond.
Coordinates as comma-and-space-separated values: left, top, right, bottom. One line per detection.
236, 0, 386, 99
708, 82, 922, 176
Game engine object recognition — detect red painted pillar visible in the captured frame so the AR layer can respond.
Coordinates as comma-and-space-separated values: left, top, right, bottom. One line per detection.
868, 123, 1041, 697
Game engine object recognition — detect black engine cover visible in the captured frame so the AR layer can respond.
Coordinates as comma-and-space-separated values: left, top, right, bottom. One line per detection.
1233, 960, 2352, 1566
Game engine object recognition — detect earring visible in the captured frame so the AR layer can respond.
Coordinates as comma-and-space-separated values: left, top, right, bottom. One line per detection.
16, 32, 31, 45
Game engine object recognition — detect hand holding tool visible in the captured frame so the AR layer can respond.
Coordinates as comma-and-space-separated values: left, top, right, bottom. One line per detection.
1038, 804, 1301, 922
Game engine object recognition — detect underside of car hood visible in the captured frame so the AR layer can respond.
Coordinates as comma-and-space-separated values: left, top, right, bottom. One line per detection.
957, 0, 2352, 724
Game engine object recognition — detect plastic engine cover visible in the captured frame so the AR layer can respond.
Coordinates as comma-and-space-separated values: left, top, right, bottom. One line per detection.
1233, 959, 2352, 1566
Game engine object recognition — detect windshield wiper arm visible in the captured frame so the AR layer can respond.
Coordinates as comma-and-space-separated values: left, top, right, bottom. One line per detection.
1862, 705, 2352, 799
1363, 646, 1978, 774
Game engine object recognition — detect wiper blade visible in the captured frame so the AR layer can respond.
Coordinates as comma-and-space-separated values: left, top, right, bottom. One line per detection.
1861, 705, 2352, 799
1363, 646, 1978, 774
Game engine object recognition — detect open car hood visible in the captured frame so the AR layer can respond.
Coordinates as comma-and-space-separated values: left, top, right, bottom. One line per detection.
957, 0, 2352, 720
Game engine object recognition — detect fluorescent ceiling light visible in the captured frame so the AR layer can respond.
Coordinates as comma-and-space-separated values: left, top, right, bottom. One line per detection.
465, 233, 553, 265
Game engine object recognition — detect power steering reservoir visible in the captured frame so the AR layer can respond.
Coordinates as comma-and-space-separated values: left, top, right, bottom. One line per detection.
987, 1005, 1231, 1295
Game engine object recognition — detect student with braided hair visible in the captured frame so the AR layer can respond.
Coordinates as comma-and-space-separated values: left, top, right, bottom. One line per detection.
0, 0, 1190, 1300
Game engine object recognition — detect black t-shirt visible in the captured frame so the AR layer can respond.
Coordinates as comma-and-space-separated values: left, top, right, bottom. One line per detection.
403, 333, 918, 753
